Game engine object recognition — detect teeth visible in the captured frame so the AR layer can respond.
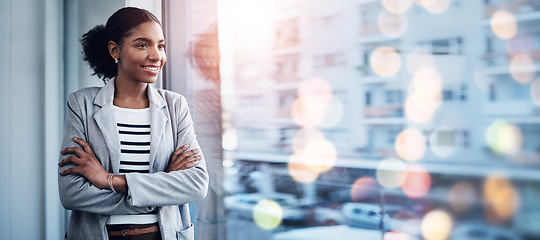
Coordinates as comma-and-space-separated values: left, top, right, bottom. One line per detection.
144, 66, 159, 71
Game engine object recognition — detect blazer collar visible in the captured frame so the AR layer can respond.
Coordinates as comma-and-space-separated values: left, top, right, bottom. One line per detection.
93, 78, 166, 109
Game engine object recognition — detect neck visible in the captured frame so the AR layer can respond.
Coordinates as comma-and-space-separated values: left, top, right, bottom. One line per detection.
113, 74, 150, 109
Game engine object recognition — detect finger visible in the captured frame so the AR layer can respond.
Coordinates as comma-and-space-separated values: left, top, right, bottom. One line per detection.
180, 158, 200, 170
73, 137, 94, 155
170, 144, 189, 162
169, 155, 198, 171
59, 166, 81, 176
177, 155, 202, 170
58, 156, 82, 167
61, 147, 86, 157
177, 148, 200, 161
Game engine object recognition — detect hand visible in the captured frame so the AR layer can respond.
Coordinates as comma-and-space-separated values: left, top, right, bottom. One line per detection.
59, 137, 109, 189
166, 144, 201, 172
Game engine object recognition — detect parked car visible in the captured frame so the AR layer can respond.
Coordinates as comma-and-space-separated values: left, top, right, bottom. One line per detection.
224, 193, 309, 224
272, 225, 382, 240
310, 204, 346, 226
450, 223, 520, 240
341, 202, 405, 230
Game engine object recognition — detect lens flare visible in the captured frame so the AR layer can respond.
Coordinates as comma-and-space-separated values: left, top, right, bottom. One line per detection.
421, 210, 453, 240
370, 46, 402, 77
395, 128, 427, 161
509, 54, 536, 84
291, 95, 325, 128
381, 0, 413, 14
531, 78, 540, 106
483, 175, 520, 224
429, 126, 457, 158
406, 49, 436, 75
351, 177, 379, 202
303, 138, 337, 173
421, 0, 451, 14
298, 77, 333, 106
402, 165, 431, 199
288, 153, 320, 184
253, 199, 283, 230
318, 97, 344, 129
486, 121, 523, 155
490, 10, 518, 39
378, 11, 408, 38
376, 158, 407, 189
448, 181, 476, 213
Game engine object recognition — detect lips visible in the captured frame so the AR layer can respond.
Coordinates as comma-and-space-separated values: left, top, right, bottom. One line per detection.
142, 65, 161, 75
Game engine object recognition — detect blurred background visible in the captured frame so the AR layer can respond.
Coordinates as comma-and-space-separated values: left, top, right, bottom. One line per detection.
1, 0, 540, 239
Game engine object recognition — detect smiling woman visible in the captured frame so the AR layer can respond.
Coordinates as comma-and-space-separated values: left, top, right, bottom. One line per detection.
58, 7, 208, 240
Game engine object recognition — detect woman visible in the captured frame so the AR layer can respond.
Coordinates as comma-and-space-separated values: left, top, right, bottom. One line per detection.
58, 7, 208, 240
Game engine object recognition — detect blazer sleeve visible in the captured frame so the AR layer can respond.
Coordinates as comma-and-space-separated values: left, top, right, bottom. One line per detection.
124, 95, 209, 207
58, 92, 155, 215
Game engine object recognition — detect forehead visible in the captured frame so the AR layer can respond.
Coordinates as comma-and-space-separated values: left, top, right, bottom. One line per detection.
127, 21, 164, 41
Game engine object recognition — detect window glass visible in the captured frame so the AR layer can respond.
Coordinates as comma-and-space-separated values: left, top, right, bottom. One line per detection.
216, 0, 540, 239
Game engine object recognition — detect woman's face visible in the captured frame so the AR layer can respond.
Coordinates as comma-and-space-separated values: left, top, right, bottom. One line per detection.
117, 21, 166, 84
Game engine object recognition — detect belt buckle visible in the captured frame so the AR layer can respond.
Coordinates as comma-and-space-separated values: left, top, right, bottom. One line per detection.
122, 229, 128, 237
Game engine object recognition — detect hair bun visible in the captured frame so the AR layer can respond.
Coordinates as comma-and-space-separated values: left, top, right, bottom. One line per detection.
81, 24, 117, 81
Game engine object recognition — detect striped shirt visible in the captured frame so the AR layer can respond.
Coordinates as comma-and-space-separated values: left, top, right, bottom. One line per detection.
107, 105, 158, 225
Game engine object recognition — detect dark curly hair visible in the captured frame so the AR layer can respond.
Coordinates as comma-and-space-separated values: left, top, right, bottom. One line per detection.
81, 7, 161, 83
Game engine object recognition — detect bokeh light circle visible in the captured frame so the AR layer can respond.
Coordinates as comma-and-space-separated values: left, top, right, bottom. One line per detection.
409, 67, 443, 112
483, 175, 520, 224
318, 97, 344, 129
292, 128, 325, 152
351, 177, 379, 202
429, 126, 457, 158
376, 158, 407, 189
288, 153, 320, 184
405, 97, 435, 124
406, 49, 436, 75
509, 54, 536, 84
378, 11, 408, 38
291, 95, 325, 128
370, 46, 402, 77
298, 77, 333, 106
490, 10, 518, 39
448, 181, 476, 213
422, 0, 451, 14
530, 78, 540, 106
395, 128, 427, 161
421, 210, 453, 240
253, 199, 283, 230
486, 121, 523, 155
402, 165, 431, 199
381, 0, 413, 14
383, 231, 411, 240
303, 138, 338, 173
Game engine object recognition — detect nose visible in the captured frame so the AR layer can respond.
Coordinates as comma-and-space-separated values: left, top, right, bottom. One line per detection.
148, 46, 162, 62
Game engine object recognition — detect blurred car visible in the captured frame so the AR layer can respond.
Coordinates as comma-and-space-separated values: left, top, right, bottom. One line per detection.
224, 192, 309, 224
450, 223, 520, 240
342, 202, 405, 229
272, 225, 382, 240
311, 204, 346, 226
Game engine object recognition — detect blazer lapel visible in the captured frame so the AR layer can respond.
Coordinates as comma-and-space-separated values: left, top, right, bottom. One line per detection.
93, 79, 121, 173
147, 85, 168, 170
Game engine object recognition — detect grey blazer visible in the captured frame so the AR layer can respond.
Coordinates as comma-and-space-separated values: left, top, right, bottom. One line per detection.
58, 79, 209, 240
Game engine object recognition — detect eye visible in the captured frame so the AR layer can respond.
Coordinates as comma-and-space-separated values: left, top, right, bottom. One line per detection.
159, 44, 166, 50
137, 43, 148, 48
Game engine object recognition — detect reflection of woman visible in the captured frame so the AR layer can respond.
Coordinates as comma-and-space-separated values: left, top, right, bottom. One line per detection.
57, 7, 208, 240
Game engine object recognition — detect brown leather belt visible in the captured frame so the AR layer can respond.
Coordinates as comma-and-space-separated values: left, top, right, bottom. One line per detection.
108, 225, 160, 237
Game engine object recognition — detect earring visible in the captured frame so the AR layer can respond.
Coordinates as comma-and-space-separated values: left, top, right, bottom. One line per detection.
114, 58, 118, 63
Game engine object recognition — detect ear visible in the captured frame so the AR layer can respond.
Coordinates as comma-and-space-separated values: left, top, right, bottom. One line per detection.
108, 41, 120, 60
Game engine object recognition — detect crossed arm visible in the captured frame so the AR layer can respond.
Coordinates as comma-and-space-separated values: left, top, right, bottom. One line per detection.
58, 137, 201, 193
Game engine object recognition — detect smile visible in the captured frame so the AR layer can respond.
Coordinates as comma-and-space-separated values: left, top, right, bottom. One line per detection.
142, 65, 160, 75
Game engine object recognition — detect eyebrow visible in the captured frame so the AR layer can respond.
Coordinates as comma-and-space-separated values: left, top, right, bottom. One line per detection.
132, 37, 166, 43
